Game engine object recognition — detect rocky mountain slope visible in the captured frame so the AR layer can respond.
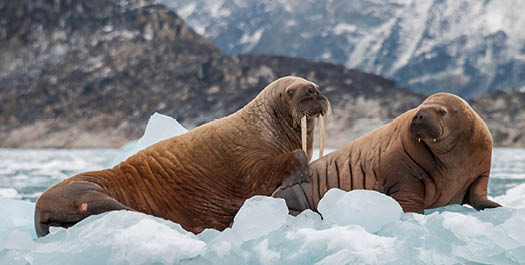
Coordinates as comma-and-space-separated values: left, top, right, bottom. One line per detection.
0, 0, 522, 148
0, 0, 425, 148
473, 89, 525, 147
162, 0, 525, 99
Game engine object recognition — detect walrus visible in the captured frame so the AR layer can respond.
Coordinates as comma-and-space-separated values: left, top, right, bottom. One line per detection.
35, 76, 331, 237
274, 92, 501, 215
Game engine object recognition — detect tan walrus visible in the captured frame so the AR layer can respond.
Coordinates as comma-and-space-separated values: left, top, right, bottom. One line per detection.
35, 76, 331, 237
274, 93, 501, 214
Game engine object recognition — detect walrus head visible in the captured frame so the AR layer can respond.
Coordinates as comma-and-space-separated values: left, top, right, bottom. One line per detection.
410, 93, 473, 152
284, 81, 329, 124
243, 76, 331, 159
281, 78, 331, 157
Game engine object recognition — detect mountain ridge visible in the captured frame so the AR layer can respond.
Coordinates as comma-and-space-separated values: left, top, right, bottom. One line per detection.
162, 0, 525, 99
0, 0, 523, 148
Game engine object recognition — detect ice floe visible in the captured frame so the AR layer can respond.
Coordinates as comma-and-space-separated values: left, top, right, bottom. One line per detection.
0, 112, 524, 264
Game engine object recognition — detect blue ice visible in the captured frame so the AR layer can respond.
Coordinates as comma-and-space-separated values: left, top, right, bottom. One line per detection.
1, 112, 524, 264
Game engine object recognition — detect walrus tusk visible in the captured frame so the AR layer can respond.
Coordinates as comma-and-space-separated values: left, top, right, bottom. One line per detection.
418, 137, 421, 143
301, 115, 307, 154
318, 115, 325, 158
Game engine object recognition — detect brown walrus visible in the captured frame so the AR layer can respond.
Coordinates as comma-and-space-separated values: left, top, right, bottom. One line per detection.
274, 92, 501, 215
35, 76, 331, 237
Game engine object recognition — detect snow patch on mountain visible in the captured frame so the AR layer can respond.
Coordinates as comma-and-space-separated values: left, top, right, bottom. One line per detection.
157, 0, 525, 98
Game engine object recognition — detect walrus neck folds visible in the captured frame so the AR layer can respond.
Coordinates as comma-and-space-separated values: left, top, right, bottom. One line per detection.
239, 88, 313, 157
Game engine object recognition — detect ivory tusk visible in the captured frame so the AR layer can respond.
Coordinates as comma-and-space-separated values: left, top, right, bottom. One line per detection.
318, 115, 325, 158
301, 115, 307, 154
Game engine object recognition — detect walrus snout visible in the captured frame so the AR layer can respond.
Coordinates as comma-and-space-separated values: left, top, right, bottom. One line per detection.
411, 108, 442, 141
290, 83, 330, 158
295, 95, 330, 118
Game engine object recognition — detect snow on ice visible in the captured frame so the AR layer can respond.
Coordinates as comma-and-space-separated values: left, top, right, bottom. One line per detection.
1, 113, 524, 264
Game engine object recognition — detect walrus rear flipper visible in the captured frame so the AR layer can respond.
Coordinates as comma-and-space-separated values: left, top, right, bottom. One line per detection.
463, 176, 502, 210
35, 180, 132, 237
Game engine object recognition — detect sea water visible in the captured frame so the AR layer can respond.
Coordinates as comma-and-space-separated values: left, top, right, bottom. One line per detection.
0, 113, 524, 264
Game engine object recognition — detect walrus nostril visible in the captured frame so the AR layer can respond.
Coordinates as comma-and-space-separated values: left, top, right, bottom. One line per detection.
307, 87, 315, 95
414, 110, 425, 121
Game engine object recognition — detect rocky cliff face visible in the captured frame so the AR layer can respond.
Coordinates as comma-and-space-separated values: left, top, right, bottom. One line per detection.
0, 0, 236, 147
473, 89, 525, 147
0, 0, 521, 148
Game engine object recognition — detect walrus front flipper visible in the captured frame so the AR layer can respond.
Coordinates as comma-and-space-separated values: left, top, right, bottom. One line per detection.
387, 181, 425, 214
280, 149, 311, 187
463, 176, 502, 210
271, 150, 315, 216
35, 180, 132, 237
273, 183, 313, 216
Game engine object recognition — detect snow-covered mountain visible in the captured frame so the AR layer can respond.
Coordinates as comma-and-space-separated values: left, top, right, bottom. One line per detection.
158, 0, 525, 99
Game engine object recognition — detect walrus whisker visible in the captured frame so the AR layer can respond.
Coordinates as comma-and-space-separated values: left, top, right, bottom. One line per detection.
319, 115, 325, 158
301, 115, 307, 154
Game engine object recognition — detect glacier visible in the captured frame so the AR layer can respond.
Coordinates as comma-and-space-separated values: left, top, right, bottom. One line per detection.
1, 112, 525, 264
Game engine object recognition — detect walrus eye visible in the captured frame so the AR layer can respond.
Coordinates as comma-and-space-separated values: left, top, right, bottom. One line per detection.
287, 89, 294, 97
438, 109, 447, 116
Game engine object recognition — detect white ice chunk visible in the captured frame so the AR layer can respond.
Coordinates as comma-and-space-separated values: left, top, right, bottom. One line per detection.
493, 183, 525, 209
289, 209, 322, 230
0, 199, 36, 240
254, 239, 280, 265
318, 189, 402, 233
111, 112, 188, 165
1, 194, 525, 264
232, 196, 288, 241
285, 225, 395, 264
0, 231, 35, 250
316, 188, 346, 216
25, 211, 205, 265
0, 188, 21, 200
112, 218, 206, 264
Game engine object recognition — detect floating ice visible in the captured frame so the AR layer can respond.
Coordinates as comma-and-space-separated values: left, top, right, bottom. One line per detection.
111, 112, 188, 165
25, 211, 206, 265
0, 199, 36, 241
231, 196, 288, 241
0, 231, 34, 250
318, 189, 403, 233
1, 112, 524, 264
492, 183, 525, 209
1, 187, 525, 264
0, 188, 21, 200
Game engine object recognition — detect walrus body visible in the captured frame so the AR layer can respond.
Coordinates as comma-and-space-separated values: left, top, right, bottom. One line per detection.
35, 76, 330, 237
274, 93, 501, 214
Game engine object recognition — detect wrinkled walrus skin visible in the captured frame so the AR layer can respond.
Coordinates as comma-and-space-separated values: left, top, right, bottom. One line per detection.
274, 93, 501, 215
35, 76, 330, 237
